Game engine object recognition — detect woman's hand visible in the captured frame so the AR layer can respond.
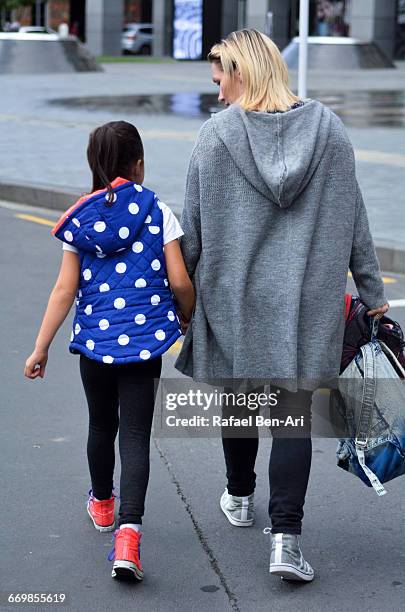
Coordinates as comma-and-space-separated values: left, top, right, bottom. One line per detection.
24, 348, 48, 379
367, 302, 389, 318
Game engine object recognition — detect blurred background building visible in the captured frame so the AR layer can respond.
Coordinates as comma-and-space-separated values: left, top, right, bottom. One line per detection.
1, 0, 404, 60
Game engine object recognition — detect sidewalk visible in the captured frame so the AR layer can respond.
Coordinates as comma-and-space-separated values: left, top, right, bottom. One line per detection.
0, 61, 404, 268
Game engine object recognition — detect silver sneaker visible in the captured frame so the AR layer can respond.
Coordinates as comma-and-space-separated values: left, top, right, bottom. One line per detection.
220, 488, 254, 527
264, 529, 314, 582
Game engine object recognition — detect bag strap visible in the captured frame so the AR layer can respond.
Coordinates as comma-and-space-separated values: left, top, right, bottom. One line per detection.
354, 339, 387, 496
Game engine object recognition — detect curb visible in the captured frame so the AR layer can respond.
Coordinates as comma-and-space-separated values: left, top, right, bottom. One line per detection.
1, 179, 405, 275
0, 179, 82, 212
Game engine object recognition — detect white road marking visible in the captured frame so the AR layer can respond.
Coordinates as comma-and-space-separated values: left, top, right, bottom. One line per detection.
388, 299, 405, 308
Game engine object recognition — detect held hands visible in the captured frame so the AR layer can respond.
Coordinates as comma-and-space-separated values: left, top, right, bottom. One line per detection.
24, 348, 48, 379
177, 311, 191, 335
367, 302, 389, 318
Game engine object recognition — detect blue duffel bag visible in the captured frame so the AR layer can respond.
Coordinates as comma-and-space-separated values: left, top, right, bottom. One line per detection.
330, 318, 405, 496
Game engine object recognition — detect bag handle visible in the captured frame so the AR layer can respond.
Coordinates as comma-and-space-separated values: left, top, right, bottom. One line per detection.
371, 314, 380, 340
355, 341, 376, 446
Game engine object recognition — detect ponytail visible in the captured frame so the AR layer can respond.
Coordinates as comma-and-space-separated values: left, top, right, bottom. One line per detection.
87, 121, 144, 204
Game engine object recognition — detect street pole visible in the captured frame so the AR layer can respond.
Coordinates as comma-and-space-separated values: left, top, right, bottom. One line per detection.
35, 0, 41, 26
298, 0, 309, 99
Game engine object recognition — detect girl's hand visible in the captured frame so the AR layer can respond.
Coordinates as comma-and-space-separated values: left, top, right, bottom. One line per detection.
367, 302, 389, 318
24, 349, 48, 379
177, 311, 190, 335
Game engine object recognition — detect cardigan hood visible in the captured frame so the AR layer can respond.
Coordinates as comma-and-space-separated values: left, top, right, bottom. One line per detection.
212, 100, 331, 209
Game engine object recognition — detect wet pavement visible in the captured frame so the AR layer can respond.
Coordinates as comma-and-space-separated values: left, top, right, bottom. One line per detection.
50, 90, 405, 128
1, 62, 404, 250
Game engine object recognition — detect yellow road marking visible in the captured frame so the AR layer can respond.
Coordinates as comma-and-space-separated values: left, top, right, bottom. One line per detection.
167, 339, 182, 355
15, 213, 54, 227
348, 271, 396, 284
15, 215, 400, 294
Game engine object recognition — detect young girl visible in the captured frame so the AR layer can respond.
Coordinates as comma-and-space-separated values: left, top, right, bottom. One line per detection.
24, 121, 195, 581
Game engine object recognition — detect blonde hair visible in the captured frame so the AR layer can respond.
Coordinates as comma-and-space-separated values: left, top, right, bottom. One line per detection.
208, 29, 299, 112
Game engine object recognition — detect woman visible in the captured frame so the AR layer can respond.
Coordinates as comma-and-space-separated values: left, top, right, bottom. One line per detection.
175, 29, 388, 582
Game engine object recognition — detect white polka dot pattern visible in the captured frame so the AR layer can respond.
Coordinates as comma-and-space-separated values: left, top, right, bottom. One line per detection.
119, 226, 129, 239
128, 202, 139, 214
94, 221, 106, 233
115, 262, 127, 274
132, 242, 143, 253
114, 298, 125, 310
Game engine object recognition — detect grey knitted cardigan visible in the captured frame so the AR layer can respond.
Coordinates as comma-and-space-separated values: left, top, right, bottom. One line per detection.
174, 100, 386, 390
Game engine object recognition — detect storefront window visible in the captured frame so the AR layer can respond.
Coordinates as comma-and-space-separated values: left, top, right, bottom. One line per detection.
311, 0, 350, 37
396, 0, 405, 58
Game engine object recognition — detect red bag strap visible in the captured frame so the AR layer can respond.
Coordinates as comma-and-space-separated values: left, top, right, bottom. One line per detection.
344, 293, 352, 321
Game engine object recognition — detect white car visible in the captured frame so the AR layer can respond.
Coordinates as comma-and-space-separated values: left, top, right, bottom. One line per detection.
19, 26, 57, 34
122, 23, 153, 55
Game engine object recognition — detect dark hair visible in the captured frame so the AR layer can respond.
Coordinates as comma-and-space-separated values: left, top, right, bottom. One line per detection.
87, 121, 144, 203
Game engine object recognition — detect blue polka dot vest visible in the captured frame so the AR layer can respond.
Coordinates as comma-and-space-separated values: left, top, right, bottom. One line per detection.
53, 178, 182, 364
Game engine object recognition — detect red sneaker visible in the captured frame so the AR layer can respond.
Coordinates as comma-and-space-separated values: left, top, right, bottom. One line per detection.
108, 528, 143, 581
86, 489, 116, 532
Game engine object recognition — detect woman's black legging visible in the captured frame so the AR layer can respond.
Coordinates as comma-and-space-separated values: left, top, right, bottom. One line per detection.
221, 386, 313, 535
79, 354, 162, 526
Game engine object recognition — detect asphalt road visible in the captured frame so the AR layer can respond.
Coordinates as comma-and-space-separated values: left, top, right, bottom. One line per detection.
1, 201, 404, 612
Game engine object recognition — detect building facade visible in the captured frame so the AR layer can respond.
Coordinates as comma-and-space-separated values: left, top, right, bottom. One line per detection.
3, 0, 403, 60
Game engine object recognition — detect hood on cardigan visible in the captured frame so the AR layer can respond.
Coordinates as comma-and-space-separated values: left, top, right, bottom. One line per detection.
52, 178, 156, 255
212, 99, 332, 208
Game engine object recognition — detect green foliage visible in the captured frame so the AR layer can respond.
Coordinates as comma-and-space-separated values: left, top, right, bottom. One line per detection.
0, 0, 35, 11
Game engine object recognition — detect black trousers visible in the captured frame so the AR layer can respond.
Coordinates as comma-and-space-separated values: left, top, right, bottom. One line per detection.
221, 386, 313, 535
79, 354, 162, 526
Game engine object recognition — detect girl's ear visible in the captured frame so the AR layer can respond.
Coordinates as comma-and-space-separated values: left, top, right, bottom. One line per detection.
133, 158, 145, 184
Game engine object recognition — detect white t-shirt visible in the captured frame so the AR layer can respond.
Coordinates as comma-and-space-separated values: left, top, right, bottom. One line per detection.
62, 201, 184, 253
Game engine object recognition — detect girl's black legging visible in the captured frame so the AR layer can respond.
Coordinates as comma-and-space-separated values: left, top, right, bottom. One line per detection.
79, 354, 162, 526
221, 386, 313, 535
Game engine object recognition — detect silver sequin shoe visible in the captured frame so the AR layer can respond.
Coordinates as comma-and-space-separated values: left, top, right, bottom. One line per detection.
264, 529, 314, 582
220, 488, 254, 526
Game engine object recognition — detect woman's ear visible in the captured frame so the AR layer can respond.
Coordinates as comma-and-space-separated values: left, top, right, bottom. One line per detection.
235, 68, 242, 84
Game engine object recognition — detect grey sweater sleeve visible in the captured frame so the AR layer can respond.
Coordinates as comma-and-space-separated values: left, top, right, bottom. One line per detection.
349, 181, 386, 310
179, 148, 202, 279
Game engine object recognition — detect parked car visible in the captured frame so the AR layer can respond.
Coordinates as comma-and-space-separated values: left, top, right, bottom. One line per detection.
19, 26, 57, 34
122, 23, 153, 55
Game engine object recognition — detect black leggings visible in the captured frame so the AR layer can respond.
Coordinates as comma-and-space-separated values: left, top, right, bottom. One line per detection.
79, 354, 162, 526
221, 387, 313, 535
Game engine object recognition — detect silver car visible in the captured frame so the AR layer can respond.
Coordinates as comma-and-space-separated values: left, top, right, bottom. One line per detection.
122, 23, 153, 55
